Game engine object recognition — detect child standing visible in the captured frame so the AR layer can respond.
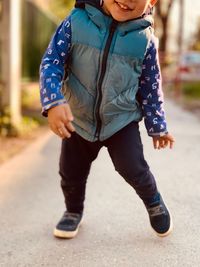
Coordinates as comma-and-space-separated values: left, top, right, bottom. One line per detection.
40, 0, 175, 239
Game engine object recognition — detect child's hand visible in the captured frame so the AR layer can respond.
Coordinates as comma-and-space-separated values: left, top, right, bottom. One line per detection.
47, 103, 75, 139
152, 133, 175, 150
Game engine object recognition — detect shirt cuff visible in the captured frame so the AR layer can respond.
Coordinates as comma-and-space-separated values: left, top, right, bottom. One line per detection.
148, 130, 168, 137
41, 99, 67, 117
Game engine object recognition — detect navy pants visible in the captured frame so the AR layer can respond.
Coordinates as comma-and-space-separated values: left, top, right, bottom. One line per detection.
59, 121, 158, 213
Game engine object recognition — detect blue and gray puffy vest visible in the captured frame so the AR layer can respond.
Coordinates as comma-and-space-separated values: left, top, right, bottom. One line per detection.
64, 3, 154, 141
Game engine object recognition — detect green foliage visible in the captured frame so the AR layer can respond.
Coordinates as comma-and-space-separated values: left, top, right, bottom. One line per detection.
182, 82, 200, 99
22, 1, 57, 79
190, 18, 200, 51
21, 0, 75, 80
21, 83, 47, 126
0, 106, 39, 137
21, 84, 40, 110
18, 116, 39, 135
49, 0, 75, 20
0, 82, 46, 137
192, 42, 200, 51
0, 107, 15, 137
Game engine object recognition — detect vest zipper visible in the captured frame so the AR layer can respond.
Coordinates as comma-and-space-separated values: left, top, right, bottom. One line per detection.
94, 20, 118, 139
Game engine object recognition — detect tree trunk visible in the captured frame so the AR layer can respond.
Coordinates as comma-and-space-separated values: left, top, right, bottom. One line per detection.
159, 17, 168, 52
178, 0, 184, 53
0, 0, 22, 128
155, 0, 175, 54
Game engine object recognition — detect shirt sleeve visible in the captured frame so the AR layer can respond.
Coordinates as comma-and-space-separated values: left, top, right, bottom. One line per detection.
138, 38, 168, 137
39, 16, 72, 117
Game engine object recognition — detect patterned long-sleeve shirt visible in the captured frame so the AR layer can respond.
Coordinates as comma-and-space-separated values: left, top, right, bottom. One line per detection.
40, 16, 168, 137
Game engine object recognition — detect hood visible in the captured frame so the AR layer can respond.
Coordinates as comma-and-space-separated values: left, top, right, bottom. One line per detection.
75, 0, 154, 18
82, 4, 153, 32
75, 0, 103, 10
75, 0, 154, 30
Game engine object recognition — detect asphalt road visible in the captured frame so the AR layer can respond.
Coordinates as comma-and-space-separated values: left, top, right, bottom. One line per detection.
1, 100, 200, 267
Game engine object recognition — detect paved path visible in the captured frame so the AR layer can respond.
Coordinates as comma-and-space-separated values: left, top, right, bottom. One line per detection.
0, 100, 200, 267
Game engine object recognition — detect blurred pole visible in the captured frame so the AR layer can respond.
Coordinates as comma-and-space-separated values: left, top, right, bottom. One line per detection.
1, 0, 22, 127
175, 0, 185, 97
178, 0, 184, 53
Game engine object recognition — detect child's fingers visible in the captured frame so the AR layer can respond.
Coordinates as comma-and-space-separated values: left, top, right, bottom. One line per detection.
158, 139, 165, 149
65, 121, 75, 132
57, 126, 71, 138
163, 139, 168, 148
166, 136, 175, 149
169, 139, 174, 149
156, 138, 168, 149
50, 123, 71, 139
64, 104, 74, 121
153, 138, 159, 149
164, 137, 174, 149
153, 135, 175, 150
52, 125, 63, 138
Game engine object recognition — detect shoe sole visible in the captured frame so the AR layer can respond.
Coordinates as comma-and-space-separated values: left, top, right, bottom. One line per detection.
152, 208, 173, 237
53, 218, 83, 239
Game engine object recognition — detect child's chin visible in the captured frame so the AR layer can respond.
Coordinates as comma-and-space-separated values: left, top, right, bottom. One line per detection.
111, 12, 137, 22
111, 14, 129, 22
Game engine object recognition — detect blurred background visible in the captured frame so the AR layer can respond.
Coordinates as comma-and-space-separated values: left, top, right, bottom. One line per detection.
0, 0, 199, 163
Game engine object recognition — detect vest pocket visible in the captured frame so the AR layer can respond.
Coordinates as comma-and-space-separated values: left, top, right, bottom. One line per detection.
102, 87, 139, 125
65, 74, 94, 124
110, 86, 139, 111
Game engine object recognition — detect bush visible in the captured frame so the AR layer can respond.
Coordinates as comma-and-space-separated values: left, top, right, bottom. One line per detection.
182, 82, 200, 99
0, 106, 39, 137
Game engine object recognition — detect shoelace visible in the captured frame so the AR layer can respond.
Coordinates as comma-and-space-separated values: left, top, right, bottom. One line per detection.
147, 204, 166, 217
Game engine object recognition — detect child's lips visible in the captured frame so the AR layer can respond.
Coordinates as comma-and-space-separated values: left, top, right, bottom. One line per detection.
114, 1, 134, 11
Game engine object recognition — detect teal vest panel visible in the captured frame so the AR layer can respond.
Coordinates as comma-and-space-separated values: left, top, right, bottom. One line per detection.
64, 5, 153, 141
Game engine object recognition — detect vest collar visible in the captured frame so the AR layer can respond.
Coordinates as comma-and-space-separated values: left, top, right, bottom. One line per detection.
118, 15, 153, 35
84, 4, 153, 34
85, 4, 112, 32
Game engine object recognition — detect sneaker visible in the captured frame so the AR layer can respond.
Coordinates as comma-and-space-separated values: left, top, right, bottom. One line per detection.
145, 194, 173, 237
53, 211, 83, 239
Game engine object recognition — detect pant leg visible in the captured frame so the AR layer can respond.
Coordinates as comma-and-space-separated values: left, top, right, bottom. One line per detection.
59, 132, 101, 213
105, 121, 158, 204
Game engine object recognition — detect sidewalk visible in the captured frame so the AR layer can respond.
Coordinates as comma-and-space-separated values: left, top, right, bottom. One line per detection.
0, 99, 200, 267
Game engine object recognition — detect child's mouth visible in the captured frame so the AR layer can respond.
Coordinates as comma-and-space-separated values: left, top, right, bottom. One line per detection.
114, 1, 133, 11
